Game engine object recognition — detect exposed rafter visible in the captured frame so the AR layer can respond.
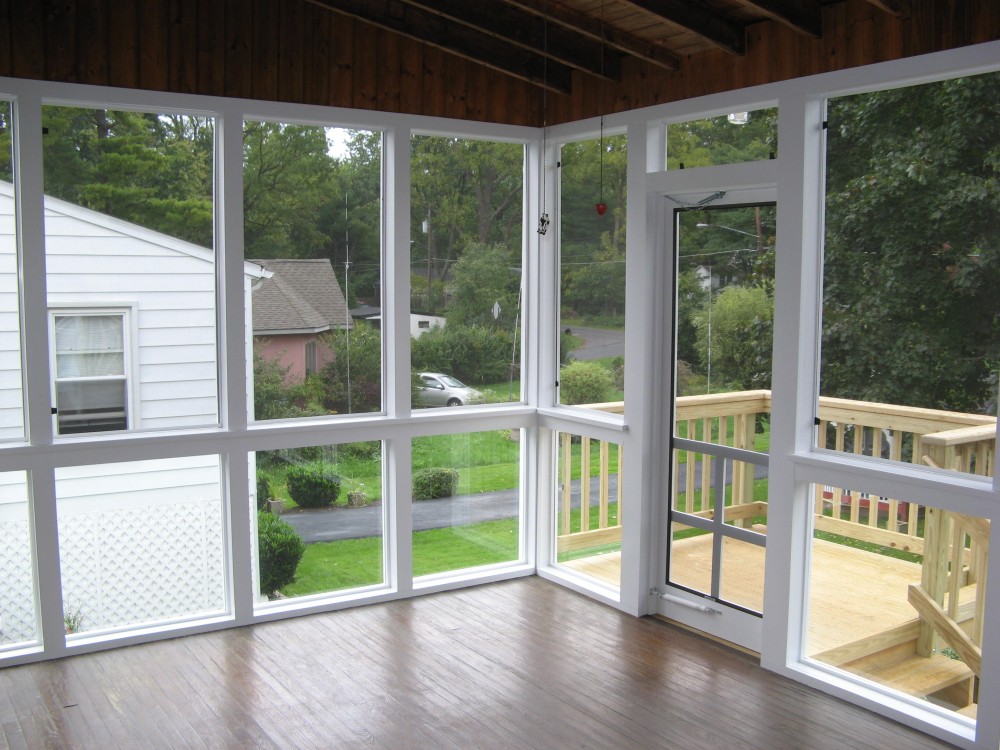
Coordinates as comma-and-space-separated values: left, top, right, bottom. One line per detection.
400, 0, 623, 81
743, 0, 822, 38
305, 0, 575, 93
861, 0, 911, 18
501, 0, 680, 72
622, 0, 747, 55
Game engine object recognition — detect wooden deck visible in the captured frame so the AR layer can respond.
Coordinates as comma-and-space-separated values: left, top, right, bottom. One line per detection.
0, 577, 959, 750
561, 535, 924, 656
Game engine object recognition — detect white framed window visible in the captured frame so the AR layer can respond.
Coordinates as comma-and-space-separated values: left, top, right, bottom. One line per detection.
49, 309, 132, 435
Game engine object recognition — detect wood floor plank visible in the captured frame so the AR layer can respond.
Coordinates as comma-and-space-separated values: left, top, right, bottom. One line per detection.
0, 578, 963, 750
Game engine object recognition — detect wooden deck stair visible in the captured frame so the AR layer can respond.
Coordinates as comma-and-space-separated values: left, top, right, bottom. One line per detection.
856, 653, 974, 699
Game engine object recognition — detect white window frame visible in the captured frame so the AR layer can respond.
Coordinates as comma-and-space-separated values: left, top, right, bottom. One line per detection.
48, 306, 137, 436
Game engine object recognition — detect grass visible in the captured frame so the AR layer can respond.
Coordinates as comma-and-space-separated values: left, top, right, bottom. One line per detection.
281, 517, 519, 597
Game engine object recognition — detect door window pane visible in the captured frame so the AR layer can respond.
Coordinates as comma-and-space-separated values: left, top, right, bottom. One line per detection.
410, 136, 524, 409
56, 456, 227, 636
807, 490, 987, 725
559, 135, 627, 408
253, 440, 384, 604
411, 430, 522, 577
246, 124, 382, 419
0, 472, 37, 652
818, 72, 1000, 476
42, 106, 219, 432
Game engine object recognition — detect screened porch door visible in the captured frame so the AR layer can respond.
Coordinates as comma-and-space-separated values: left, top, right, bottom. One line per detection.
656, 195, 775, 652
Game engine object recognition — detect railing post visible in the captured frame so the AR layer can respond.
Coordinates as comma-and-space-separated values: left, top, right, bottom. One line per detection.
916, 506, 951, 657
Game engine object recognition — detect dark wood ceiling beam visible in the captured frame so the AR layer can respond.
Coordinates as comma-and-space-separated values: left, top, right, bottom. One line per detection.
743, 0, 821, 38
500, 0, 680, 71
623, 0, 746, 55
861, 0, 911, 17
399, 0, 622, 81
305, 0, 574, 93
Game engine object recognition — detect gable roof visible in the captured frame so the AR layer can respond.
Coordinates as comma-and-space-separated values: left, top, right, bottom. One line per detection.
250, 258, 352, 335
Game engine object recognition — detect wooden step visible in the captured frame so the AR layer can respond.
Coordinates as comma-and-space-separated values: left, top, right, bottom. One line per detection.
860, 653, 974, 698
957, 704, 978, 720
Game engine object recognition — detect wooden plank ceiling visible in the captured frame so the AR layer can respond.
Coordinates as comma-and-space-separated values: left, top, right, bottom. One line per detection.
304, 0, 911, 95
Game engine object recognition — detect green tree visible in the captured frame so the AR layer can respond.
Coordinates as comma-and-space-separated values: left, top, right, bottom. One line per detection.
822, 72, 1000, 413
319, 321, 382, 414
411, 137, 523, 314
242, 121, 335, 259
41, 106, 214, 245
559, 135, 627, 323
447, 243, 520, 329
693, 285, 773, 392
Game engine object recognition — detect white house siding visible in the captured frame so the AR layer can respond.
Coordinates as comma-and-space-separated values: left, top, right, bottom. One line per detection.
42, 202, 220, 431
0, 184, 266, 640
0, 199, 23, 441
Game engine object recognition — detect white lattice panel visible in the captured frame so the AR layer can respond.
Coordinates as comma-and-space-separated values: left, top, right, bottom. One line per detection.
0, 518, 37, 645
60, 498, 227, 633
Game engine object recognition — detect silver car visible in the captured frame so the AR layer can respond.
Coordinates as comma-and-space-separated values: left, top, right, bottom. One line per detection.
417, 372, 484, 407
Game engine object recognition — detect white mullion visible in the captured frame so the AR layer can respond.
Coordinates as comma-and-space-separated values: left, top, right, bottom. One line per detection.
14, 94, 66, 659
761, 92, 827, 672
15, 94, 53, 446
216, 105, 253, 623
383, 127, 413, 594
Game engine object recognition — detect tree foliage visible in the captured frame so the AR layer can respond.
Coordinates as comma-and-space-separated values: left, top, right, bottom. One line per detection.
822, 72, 1000, 413
319, 321, 382, 414
693, 285, 773, 392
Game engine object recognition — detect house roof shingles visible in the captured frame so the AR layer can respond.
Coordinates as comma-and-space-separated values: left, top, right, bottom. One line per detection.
250, 258, 352, 335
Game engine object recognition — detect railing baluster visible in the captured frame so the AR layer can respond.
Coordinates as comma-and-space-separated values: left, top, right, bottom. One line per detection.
560, 432, 572, 536
599, 441, 609, 529
581, 437, 591, 533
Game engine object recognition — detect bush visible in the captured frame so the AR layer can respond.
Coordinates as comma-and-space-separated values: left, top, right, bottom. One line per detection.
412, 467, 459, 500
338, 440, 381, 461
285, 464, 341, 508
559, 360, 613, 405
256, 470, 273, 510
411, 324, 514, 384
257, 511, 305, 595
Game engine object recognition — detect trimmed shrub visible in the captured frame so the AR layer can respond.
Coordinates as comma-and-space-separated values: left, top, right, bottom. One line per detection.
255, 471, 273, 511
285, 464, 341, 508
412, 467, 459, 501
257, 511, 305, 595
559, 360, 613, 405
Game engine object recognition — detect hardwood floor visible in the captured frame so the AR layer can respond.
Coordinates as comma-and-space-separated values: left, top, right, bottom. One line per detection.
0, 577, 960, 749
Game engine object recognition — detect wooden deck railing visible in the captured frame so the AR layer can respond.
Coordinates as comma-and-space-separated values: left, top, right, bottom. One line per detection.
558, 391, 995, 559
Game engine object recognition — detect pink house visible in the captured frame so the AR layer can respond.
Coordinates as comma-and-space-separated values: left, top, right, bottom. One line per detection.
251, 258, 352, 383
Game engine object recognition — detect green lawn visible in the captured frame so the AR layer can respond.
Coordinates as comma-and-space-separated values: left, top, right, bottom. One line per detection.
281, 517, 520, 597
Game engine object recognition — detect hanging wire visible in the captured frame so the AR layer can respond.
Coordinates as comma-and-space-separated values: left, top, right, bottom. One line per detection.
538, 3, 550, 235
597, 0, 606, 211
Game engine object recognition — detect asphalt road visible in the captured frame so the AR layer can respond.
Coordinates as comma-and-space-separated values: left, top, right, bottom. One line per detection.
568, 325, 625, 361
282, 463, 767, 543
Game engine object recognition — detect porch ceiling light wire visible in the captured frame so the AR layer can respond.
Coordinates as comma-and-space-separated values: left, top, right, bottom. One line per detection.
537, 4, 550, 235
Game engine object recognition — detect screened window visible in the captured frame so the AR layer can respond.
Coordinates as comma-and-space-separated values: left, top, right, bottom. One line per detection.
817, 72, 1000, 476
51, 312, 128, 435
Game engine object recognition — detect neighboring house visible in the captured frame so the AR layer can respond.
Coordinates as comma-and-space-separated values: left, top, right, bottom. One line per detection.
0, 181, 268, 440
250, 258, 352, 382
0, 182, 267, 637
349, 305, 445, 338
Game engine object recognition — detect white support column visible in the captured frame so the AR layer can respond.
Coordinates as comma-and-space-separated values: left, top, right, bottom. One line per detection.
619, 121, 662, 616
761, 92, 826, 671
